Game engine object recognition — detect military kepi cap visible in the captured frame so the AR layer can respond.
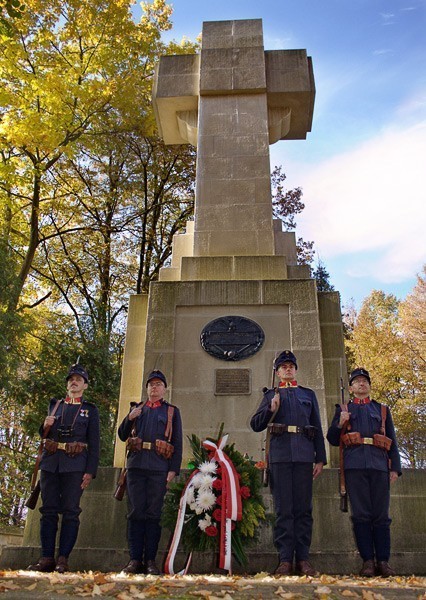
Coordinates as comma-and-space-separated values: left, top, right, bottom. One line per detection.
146, 370, 167, 387
349, 367, 371, 386
274, 350, 298, 370
66, 364, 89, 383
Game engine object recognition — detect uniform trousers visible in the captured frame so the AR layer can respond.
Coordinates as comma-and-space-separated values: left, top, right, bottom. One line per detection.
126, 469, 168, 562
270, 462, 313, 562
346, 469, 391, 561
39, 470, 84, 558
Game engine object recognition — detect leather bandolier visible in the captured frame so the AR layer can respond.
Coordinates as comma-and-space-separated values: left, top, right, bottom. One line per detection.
339, 403, 392, 512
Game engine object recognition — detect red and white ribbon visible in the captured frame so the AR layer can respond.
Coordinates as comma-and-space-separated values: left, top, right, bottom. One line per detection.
203, 435, 242, 571
163, 470, 198, 575
164, 435, 242, 574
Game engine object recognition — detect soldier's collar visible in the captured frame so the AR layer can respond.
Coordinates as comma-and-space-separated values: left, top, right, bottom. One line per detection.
279, 380, 298, 388
65, 396, 82, 404
146, 399, 163, 409
353, 397, 371, 405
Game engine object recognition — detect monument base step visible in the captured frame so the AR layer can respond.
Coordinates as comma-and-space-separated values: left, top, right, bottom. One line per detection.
1, 545, 424, 576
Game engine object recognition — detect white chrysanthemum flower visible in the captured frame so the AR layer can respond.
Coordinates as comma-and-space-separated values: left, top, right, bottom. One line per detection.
198, 474, 214, 490
198, 461, 218, 475
189, 501, 198, 511
196, 490, 216, 511
186, 486, 195, 504
198, 514, 212, 531
190, 472, 204, 488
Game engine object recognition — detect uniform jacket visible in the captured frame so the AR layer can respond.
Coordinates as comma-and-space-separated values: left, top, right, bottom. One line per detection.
326, 400, 402, 474
118, 400, 183, 475
39, 398, 100, 476
250, 385, 327, 464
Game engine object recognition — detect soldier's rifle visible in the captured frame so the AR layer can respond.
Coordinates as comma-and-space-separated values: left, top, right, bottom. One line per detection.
26, 399, 62, 510
339, 359, 349, 512
262, 354, 279, 487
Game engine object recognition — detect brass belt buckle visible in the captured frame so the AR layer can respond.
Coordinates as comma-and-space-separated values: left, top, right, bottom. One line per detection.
57, 442, 67, 450
363, 437, 374, 445
287, 425, 298, 433
142, 441, 152, 450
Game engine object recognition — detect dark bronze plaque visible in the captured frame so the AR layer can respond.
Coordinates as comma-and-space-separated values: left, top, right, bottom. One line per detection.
215, 369, 251, 395
200, 315, 264, 361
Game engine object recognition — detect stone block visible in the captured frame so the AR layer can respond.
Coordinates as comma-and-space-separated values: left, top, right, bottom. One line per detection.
200, 47, 266, 95
265, 49, 315, 139
152, 55, 200, 145
318, 291, 344, 322
262, 279, 317, 310
202, 19, 264, 50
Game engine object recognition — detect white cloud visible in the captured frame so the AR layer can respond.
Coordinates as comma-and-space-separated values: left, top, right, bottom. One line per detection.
295, 121, 426, 283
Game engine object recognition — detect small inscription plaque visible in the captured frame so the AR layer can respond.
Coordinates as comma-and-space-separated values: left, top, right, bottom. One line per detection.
215, 369, 251, 396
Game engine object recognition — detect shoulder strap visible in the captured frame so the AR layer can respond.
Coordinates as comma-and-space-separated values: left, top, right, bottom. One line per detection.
164, 405, 175, 442
380, 404, 387, 435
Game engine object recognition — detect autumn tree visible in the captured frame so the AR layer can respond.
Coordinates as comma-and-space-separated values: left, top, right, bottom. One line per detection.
344, 284, 425, 468
271, 165, 315, 266
0, 0, 182, 523
397, 267, 426, 467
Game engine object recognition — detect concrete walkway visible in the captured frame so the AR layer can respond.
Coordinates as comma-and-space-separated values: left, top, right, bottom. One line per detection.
0, 569, 424, 599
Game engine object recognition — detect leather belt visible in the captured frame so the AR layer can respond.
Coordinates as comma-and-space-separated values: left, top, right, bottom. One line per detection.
43, 439, 88, 453
268, 423, 304, 435
126, 437, 153, 452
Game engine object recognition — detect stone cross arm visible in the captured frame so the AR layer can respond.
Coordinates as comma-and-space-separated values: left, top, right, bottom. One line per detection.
152, 20, 315, 146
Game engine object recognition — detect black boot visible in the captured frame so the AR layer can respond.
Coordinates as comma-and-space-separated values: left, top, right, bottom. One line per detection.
27, 557, 56, 572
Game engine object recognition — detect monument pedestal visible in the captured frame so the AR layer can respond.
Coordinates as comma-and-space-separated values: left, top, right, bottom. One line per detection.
1, 468, 424, 575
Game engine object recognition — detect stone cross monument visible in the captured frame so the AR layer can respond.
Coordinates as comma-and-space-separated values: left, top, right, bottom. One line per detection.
152, 18, 314, 260
114, 18, 344, 467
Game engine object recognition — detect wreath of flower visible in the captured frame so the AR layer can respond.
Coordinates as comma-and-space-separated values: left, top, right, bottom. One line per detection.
162, 426, 267, 567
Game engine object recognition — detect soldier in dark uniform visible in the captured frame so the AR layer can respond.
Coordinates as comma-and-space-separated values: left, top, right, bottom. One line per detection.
327, 368, 401, 577
118, 370, 183, 575
250, 351, 326, 576
28, 364, 100, 573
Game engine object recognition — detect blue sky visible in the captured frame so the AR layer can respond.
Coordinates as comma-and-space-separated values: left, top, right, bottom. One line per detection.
139, 0, 426, 309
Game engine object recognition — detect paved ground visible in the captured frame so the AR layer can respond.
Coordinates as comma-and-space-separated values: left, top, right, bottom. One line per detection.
0, 570, 425, 599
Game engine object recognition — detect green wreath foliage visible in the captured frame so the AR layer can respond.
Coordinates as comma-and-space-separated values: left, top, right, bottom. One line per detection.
162, 427, 267, 567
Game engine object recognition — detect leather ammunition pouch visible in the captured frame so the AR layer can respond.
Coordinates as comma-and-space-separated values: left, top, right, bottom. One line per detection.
126, 437, 151, 452
341, 431, 392, 451
43, 439, 88, 457
373, 433, 392, 451
126, 437, 174, 458
155, 439, 174, 459
341, 431, 362, 446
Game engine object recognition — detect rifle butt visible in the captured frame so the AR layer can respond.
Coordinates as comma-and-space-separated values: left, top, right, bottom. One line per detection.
113, 468, 127, 501
25, 481, 41, 510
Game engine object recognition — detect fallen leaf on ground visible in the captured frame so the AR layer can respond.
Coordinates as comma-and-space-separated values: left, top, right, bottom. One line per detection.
93, 573, 109, 585
341, 590, 360, 597
362, 591, 385, 600
99, 582, 116, 593
274, 586, 301, 598
253, 571, 270, 579
314, 585, 332, 599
